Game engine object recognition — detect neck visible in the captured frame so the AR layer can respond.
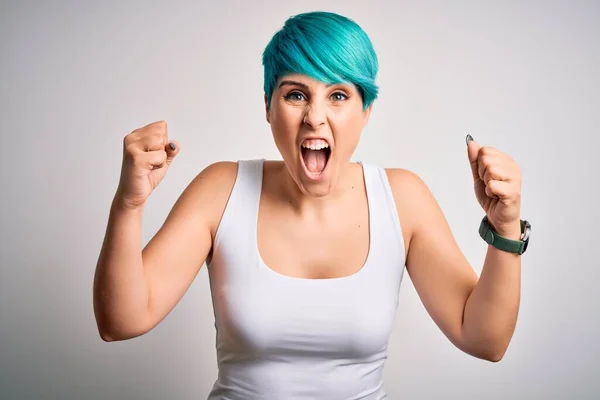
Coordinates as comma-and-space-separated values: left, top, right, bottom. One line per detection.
277, 161, 359, 213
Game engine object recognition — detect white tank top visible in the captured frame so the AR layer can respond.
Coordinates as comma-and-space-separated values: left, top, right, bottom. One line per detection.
206, 159, 406, 399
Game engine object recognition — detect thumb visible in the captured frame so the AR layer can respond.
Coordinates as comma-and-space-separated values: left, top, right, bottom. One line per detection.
165, 140, 180, 166
466, 134, 481, 181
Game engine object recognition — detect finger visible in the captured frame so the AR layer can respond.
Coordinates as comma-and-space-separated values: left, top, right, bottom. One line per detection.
466, 134, 481, 182
165, 140, 180, 166
141, 149, 168, 169
142, 120, 168, 134
135, 134, 167, 152
153, 120, 168, 142
478, 155, 507, 183
482, 163, 508, 186
480, 155, 518, 184
129, 120, 167, 139
485, 179, 515, 200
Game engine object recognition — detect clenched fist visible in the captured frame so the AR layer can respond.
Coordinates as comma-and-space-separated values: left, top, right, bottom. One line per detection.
466, 134, 522, 238
115, 120, 180, 209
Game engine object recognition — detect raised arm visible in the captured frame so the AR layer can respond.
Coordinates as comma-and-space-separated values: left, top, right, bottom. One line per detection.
387, 167, 521, 362
93, 120, 237, 341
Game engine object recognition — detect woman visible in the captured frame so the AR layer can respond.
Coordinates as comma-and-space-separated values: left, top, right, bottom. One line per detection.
93, 11, 530, 399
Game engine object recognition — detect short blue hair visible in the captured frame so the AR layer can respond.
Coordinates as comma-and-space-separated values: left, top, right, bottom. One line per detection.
262, 11, 379, 110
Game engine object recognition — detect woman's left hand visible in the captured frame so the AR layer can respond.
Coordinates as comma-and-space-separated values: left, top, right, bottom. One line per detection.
466, 135, 522, 237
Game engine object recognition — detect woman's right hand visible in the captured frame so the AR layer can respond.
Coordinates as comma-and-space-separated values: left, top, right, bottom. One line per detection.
115, 120, 180, 209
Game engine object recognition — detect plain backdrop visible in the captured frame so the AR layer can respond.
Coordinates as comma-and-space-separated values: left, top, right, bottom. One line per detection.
1, 0, 598, 399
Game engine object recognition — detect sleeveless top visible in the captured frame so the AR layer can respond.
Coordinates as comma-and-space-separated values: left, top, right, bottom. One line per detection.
206, 159, 406, 399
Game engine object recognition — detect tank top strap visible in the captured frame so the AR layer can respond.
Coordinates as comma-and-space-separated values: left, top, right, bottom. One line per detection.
235, 159, 264, 207
212, 159, 264, 255
358, 161, 406, 262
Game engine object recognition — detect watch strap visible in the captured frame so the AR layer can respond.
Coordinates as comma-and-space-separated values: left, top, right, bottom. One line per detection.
479, 216, 530, 255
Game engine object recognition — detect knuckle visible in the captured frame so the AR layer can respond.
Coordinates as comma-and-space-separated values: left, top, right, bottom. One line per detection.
152, 134, 166, 148
123, 132, 136, 146
138, 135, 162, 151
151, 151, 168, 168
480, 146, 495, 156
124, 140, 138, 155
155, 120, 167, 133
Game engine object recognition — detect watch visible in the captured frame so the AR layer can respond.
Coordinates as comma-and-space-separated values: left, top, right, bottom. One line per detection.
478, 215, 531, 255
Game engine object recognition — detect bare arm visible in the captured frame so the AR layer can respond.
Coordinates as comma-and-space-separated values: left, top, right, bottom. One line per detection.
460, 223, 521, 361
93, 161, 237, 341
387, 168, 520, 362
93, 198, 149, 341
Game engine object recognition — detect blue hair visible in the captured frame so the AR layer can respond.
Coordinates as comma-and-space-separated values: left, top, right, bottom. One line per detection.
262, 11, 379, 110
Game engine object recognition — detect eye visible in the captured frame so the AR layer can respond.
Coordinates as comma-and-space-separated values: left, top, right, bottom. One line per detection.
331, 92, 349, 102
284, 91, 306, 102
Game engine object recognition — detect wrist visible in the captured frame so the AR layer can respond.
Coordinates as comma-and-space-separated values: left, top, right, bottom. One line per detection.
479, 216, 531, 255
491, 221, 522, 240
112, 194, 145, 214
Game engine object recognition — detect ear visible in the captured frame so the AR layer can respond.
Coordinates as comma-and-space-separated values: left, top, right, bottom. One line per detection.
264, 94, 271, 124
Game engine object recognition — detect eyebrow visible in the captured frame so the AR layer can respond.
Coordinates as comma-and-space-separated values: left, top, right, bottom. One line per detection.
277, 80, 340, 90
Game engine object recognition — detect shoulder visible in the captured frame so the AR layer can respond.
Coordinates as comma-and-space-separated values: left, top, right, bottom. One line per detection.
182, 161, 239, 237
186, 161, 238, 200
384, 167, 422, 188
195, 160, 239, 187
384, 167, 433, 205
384, 167, 442, 248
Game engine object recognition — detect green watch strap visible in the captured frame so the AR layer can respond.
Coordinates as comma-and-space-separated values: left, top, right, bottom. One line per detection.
478, 216, 531, 255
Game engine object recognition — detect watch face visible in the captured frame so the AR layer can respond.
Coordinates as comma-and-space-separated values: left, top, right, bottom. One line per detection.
523, 237, 530, 253
521, 220, 531, 241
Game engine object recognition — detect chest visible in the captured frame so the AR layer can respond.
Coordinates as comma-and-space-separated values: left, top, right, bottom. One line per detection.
218, 277, 398, 359
257, 195, 370, 280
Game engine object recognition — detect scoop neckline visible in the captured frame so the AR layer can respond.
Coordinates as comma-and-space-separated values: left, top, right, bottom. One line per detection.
253, 160, 373, 283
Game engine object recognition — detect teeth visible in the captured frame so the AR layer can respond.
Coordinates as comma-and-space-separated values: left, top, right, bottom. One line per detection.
301, 139, 329, 150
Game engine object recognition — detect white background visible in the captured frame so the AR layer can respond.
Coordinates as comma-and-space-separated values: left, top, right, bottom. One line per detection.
1, 0, 598, 398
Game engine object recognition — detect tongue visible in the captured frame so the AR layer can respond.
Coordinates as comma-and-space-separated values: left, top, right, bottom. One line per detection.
304, 149, 327, 173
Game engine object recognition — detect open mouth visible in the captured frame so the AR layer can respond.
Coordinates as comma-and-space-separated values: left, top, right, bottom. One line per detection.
300, 138, 331, 177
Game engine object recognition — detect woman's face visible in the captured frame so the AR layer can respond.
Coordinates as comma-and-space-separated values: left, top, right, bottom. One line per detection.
266, 73, 372, 197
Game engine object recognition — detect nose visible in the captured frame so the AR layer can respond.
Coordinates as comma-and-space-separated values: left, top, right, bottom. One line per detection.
303, 103, 326, 129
